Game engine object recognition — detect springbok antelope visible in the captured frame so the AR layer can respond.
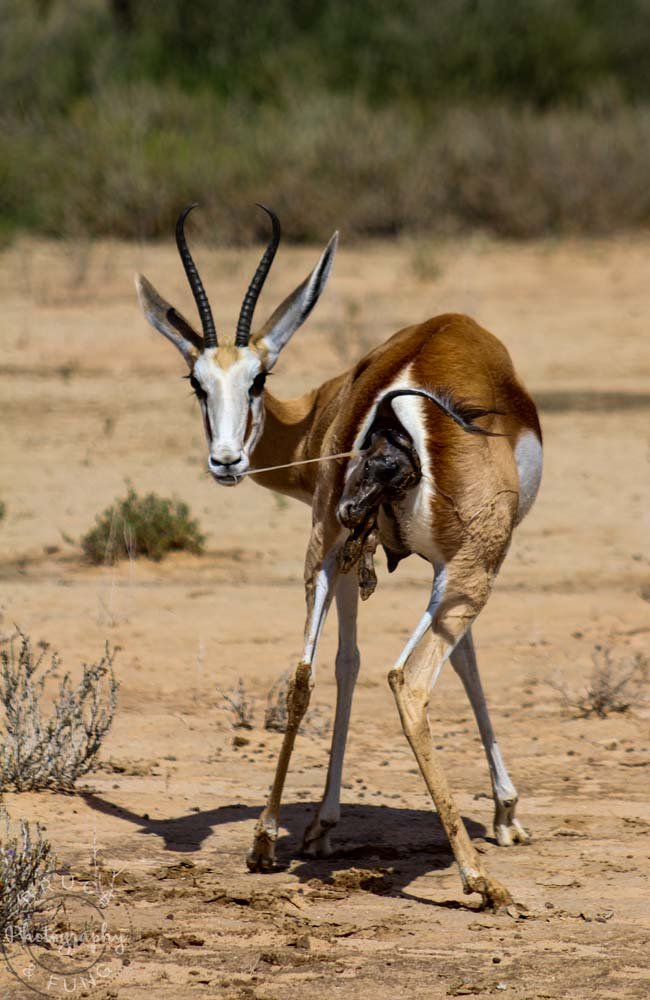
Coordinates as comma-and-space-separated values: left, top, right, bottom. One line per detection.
136, 204, 542, 909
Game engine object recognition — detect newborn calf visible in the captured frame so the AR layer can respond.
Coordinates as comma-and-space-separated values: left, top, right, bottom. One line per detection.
337, 426, 421, 598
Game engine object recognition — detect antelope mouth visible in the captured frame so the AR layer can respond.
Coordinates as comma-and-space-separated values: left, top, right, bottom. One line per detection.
211, 471, 242, 487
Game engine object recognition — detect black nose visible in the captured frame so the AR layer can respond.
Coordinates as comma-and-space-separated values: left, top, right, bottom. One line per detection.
209, 456, 240, 470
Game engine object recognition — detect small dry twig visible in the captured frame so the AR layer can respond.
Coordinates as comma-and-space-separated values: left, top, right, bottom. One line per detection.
552, 646, 649, 718
264, 671, 290, 732
220, 678, 255, 730
264, 671, 330, 738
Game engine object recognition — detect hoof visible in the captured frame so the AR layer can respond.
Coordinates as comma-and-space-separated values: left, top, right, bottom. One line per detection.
246, 828, 277, 872
301, 817, 335, 858
494, 800, 530, 847
480, 877, 514, 912
463, 869, 513, 911
302, 830, 334, 859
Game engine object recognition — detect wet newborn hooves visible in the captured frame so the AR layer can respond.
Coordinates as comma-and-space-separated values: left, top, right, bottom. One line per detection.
358, 526, 379, 600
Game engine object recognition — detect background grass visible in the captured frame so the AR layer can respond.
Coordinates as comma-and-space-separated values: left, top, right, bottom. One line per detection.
4, 0, 650, 240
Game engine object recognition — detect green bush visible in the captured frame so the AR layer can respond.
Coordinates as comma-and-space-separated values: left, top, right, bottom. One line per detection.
81, 488, 205, 564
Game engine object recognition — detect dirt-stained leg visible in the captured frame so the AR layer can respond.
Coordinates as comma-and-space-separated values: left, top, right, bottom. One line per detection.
247, 534, 340, 872
451, 630, 530, 847
388, 562, 513, 910
302, 571, 360, 856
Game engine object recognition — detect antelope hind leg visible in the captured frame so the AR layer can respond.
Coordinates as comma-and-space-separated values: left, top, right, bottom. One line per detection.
302, 571, 360, 856
451, 631, 530, 847
388, 575, 513, 910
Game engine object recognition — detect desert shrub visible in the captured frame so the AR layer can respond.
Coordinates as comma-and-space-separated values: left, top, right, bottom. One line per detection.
553, 646, 649, 718
81, 488, 205, 564
0, 500, 6, 522
264, 671, 290, 733
220, 679, 255, 730
0, 811, 55, 940
264, 670, 330, 737
0, 631, 118, 792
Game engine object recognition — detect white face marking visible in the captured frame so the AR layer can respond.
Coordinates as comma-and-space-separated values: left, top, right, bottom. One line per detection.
514, 429, 543, 523
191, 348, 267, 485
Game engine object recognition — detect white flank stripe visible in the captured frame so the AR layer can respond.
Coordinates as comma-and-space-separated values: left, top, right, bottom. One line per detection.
347, 364, 440, 563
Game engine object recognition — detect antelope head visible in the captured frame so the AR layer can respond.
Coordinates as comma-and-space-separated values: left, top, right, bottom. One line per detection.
136, 205, 337, 485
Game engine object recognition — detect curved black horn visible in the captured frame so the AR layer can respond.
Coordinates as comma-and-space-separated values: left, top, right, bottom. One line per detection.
235, 204, 281, 347
175, 204, 218, 349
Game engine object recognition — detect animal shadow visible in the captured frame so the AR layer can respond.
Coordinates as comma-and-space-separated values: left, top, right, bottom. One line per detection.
81, 793, 488, 906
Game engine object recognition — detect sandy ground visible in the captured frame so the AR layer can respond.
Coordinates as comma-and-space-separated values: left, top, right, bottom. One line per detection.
0, 234, 648, 999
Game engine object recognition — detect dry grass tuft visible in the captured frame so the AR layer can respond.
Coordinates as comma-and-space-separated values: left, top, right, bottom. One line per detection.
264, 671, 291, 733
264, 671, 330, 738
220, 678, 255, 731
552, 646, 649, 719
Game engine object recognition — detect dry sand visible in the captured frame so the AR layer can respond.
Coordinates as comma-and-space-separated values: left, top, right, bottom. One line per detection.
0, 234, 648, 998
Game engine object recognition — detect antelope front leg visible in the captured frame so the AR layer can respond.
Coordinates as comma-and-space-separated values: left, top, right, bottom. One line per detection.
247, 545, 339, 872
388, 573, 513, 910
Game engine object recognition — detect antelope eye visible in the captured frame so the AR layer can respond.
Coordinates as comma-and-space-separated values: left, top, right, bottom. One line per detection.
249, 371, 268, 398
190, 374, 206, 399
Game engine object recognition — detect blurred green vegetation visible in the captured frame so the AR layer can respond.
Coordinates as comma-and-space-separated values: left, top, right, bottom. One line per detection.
4, 0, 650, 240
81, 488, 205, 563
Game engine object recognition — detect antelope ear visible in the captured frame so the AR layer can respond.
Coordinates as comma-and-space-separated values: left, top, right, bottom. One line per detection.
253, 232, 338, 368
135, 274, 203, 367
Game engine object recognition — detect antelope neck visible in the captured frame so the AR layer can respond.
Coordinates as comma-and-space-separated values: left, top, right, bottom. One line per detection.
249, 389, 319, 497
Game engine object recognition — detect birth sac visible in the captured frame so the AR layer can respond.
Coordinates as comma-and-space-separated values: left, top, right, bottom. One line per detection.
338, 427, 421, 599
